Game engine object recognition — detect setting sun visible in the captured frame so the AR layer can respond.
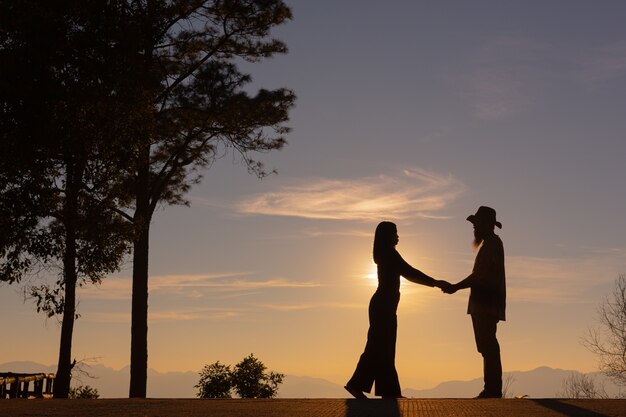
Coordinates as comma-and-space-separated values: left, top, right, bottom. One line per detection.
366, 262, 377, 280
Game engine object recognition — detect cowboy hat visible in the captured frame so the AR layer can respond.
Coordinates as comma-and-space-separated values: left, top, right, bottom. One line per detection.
467, 206, 502, 229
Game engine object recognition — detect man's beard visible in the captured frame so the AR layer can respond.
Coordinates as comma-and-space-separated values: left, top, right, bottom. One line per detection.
473, 230, 484, 249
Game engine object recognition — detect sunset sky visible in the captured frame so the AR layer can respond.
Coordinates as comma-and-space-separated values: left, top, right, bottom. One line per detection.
3, 0, 626, 392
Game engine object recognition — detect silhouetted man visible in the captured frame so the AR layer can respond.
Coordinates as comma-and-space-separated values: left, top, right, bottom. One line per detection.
444, 206, 506, 398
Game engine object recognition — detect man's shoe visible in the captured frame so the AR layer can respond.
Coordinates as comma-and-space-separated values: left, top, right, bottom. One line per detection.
475, 390, 502, 399
344, 385, 367, 399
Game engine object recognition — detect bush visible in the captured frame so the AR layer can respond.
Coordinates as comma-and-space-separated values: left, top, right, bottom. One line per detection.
195, 361, 233, 398
195, 354, 284, 399
231, 354, 284, 399
69, 385, 99, 399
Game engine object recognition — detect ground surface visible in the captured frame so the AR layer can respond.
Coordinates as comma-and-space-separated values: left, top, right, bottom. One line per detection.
2, 398, 625, 417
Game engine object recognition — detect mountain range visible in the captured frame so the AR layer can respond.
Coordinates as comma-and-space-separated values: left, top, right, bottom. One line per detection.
1, 361, 623, 398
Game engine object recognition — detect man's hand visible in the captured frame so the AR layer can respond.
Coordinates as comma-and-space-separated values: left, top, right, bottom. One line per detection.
435, 280, 455, 294
437, 280, 457, 294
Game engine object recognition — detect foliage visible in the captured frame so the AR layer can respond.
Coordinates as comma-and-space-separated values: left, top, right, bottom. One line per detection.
231, 354, 284, 399
109, 0, 296, 398
69, 385, 100, 399
195, 361, 233, 398
1, 0, 295, 398
4, 7, 96, 273
0, 1, 138, 397
196, 354, 284, 399
0, 0, 137, 304
583, 274, 626, 386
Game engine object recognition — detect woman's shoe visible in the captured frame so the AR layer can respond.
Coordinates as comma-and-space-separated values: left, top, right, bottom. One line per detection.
344, 385, 367, 399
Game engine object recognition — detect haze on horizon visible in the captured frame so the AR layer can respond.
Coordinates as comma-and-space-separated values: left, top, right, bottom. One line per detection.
2, 0, 626, 391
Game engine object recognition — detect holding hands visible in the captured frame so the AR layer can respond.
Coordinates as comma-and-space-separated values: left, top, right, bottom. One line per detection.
435, 280, 457, 294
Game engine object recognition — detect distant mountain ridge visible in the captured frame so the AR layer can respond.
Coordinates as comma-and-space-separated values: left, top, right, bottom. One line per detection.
1, 361, 623, 398
404, 366, 623, 399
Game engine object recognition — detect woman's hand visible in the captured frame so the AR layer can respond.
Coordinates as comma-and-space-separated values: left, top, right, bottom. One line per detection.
443, 281, 458, 294
435, 280, 455, 293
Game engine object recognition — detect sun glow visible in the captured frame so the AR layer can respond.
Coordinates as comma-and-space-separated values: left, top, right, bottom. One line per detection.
366, 262, 377, 285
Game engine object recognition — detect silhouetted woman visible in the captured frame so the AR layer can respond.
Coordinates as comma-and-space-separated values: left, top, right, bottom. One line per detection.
345, 221, 446, 399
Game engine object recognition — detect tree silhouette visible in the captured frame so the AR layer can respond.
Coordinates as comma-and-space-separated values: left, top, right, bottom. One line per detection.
195, 361, 233, 398
1, 1, 294, 398
584, 274, 626, 387
231, 354, 284, 399
96, 1, 295, 398
196, 354, 284, 399
558, 372, 608, 399
0, 1, 137, 397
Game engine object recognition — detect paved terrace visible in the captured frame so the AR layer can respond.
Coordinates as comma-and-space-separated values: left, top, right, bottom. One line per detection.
2, 398, 625, 417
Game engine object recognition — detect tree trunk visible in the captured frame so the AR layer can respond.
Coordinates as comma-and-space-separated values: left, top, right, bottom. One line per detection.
54, 244, 78, 398
54, 161, 81, 398
129, 143, 151, 398
129, 1, 158, 397
129, 224, 150, 398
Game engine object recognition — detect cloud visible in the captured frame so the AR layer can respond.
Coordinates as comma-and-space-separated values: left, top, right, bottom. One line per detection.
148, 308, 242, 322
464, 69, 530, 120
506, 251, 625, 304
302, 228, 372, 238
79, 273, 321, 301
84, 307, 244, 323
452, 36, 549, 120
235, 168, 465, 221
257, 228, 374, 240
460, 37, 626, 113
575, 41, 626, 87
257, 303, 314, 312
257, 302, 363, 312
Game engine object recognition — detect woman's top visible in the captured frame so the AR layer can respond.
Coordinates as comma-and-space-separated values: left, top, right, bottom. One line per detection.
377, 249, 436, 293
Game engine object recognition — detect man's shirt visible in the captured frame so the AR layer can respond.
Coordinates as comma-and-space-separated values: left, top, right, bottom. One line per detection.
468, 234, 506, 321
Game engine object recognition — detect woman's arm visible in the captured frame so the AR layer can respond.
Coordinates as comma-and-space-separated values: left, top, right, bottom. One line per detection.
396, 252, 437, 287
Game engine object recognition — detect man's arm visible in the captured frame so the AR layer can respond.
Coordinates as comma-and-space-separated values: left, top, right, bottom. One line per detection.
443, 271, 484, 294
443, 249, 492, 294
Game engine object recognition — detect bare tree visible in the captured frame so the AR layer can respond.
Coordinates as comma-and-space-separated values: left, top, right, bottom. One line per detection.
502, 373, 516, 398
558, 372, 608, 399
583, 274, 626, 387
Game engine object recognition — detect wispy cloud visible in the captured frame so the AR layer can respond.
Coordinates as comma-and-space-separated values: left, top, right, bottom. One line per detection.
80, 273, 321, 301
459, 37, 626, 118
275, 228, 376, 240
235, 168, 465, 221
453, 36, 549, 120
506, 251, 626, 304
257, 302, 362, 312
148, 308, 242, 322
84, 307, 245, 323
464, 69, 530, 120
575, 41, 626, 87
257, 303, 314, 312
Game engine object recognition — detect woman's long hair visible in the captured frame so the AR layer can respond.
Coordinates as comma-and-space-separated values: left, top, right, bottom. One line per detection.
373, 221, 397, 264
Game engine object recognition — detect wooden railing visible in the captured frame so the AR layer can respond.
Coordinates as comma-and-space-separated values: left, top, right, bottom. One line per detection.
0, 373, 55, 399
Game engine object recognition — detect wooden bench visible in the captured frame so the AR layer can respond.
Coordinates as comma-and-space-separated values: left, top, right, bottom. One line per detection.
0, 373, 55, 399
